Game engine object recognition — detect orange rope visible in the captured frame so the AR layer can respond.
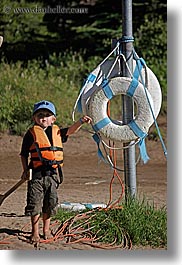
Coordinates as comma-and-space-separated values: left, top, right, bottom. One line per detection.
107, 141, 125, 208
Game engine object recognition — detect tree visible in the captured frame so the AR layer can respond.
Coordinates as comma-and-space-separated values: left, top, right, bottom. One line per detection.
0, 0, 59, 62
0, 0, 167, 63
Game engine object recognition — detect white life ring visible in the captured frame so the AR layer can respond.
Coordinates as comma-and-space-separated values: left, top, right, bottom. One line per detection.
81, 58, 162, 119
142, 65, 162, 118
87, 76, 154, 142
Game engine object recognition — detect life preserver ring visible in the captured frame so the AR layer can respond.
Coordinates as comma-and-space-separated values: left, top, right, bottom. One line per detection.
81, 58, 162, 119
141, 64, 162, 118
87, 76, 154, 142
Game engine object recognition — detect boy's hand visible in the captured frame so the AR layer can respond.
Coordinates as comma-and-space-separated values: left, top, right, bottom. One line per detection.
21, 170, 30, 180
80, 116, 92, 124
67, 116, 92, 136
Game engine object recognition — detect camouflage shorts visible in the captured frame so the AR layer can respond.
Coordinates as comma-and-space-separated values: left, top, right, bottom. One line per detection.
25, 174, 59, 216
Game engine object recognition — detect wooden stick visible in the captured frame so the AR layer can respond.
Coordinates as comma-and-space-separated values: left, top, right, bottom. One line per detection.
0, 170, 32, 206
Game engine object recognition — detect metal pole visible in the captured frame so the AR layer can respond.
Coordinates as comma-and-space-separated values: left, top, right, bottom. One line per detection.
121, 0, 136, 198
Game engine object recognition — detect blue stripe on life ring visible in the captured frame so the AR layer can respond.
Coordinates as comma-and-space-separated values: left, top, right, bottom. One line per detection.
128, 120, 147, 139
92, 117, 111, 132
126, 78, 139, 97
101, 79, 114, 100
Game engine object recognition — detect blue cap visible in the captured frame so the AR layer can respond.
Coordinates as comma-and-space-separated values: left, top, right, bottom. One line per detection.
33, 100, 56, 116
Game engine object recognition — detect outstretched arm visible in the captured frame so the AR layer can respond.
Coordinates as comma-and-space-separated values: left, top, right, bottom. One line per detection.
66, 116, 92, 136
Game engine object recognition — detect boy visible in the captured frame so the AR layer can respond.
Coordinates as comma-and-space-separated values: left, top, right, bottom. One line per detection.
20, 100, 91, 244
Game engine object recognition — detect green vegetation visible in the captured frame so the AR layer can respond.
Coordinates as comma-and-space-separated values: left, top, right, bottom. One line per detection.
0, 52, 102, 134
53, 197, 167, 248
0, 0, 167, 135
0, 49, 167, 135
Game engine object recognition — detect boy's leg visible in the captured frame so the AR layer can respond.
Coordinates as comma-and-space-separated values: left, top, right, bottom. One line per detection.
31, 214, 40, 242
42, 175, 58, 239
43, 212, 51, 239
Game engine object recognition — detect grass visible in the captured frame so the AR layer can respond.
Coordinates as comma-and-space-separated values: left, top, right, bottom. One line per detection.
0, 51, 102, 134
0, 51, 167, 136
53, 197, 167, 249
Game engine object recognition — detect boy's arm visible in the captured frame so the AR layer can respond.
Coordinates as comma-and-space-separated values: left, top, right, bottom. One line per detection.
20, 130, 33, 179
66, 116, 92, 136
21, 156, 28, 171
21, 156, 29, 179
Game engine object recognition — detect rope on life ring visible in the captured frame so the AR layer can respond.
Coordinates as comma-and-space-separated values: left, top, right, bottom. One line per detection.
72, 42, 121, 121
87, 76, 154, 142
80, 58, 162, 121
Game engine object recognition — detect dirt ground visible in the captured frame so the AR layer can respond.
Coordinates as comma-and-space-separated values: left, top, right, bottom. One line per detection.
0, 115, 167, 250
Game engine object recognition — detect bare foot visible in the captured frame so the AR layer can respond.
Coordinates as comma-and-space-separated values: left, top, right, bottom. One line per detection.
43, 230, 52, 240
30, 234, 40, 244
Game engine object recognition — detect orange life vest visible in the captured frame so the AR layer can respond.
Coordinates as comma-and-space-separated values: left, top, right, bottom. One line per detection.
29, 125, 63, 169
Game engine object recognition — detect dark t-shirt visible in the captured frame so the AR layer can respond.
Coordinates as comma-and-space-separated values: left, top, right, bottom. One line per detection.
20, 125, 69, 159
